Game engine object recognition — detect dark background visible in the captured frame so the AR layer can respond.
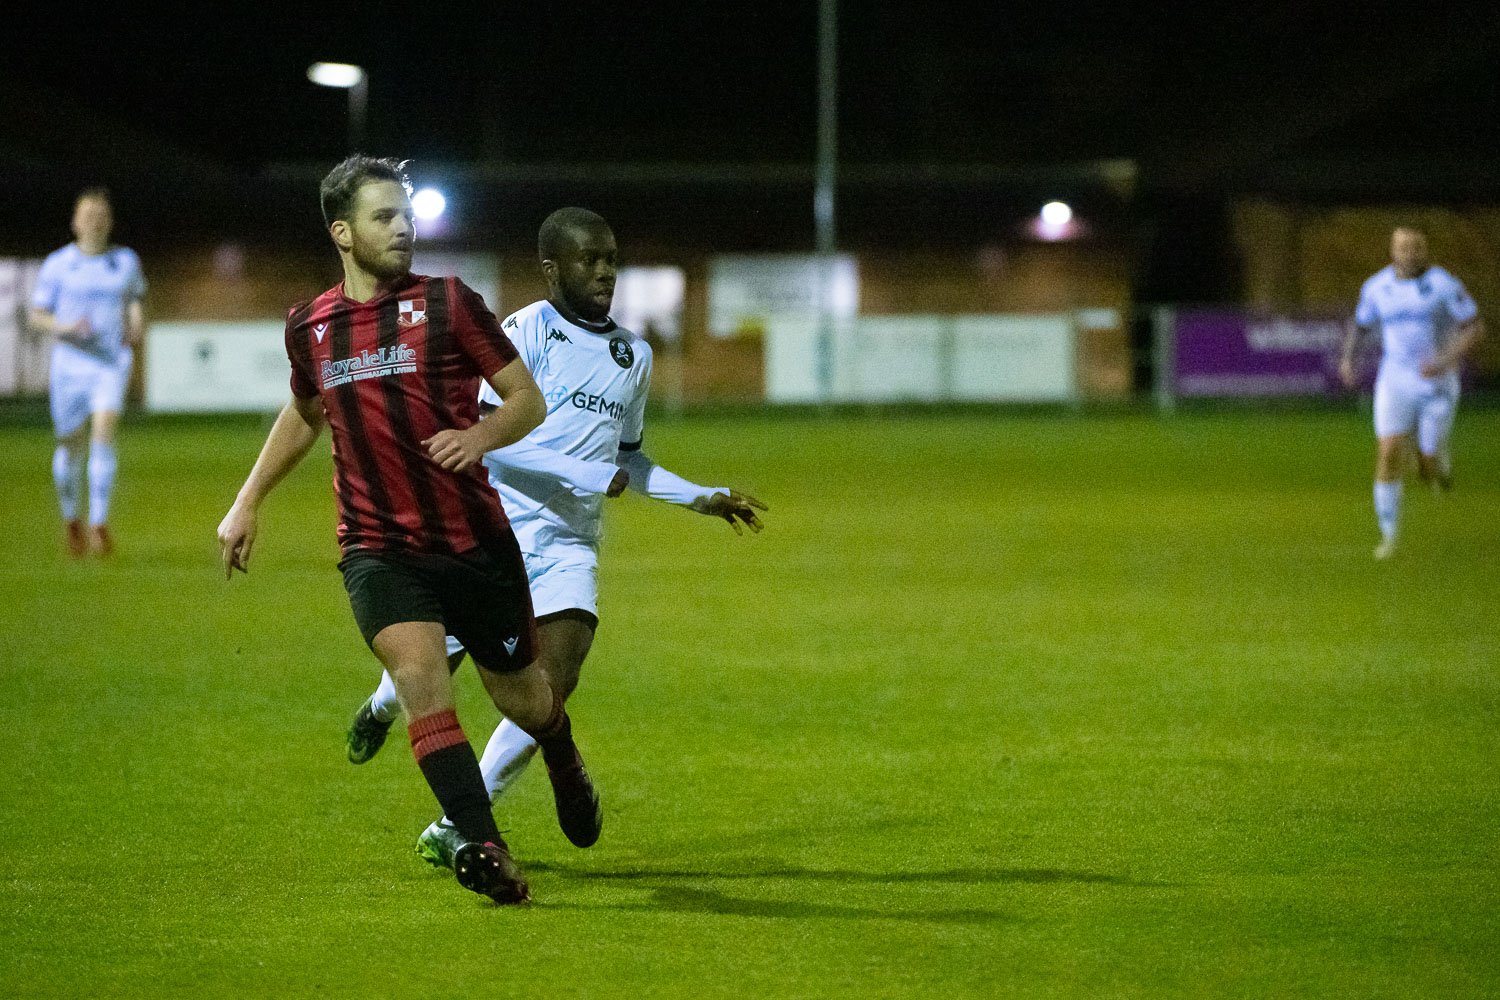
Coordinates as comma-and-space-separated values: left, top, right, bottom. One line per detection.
4, 1, 1498, 301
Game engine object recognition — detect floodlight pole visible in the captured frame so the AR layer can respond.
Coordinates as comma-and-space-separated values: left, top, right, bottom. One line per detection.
814, 0, 838, 402
308, 64, 369, 153
349, 75, 368, 152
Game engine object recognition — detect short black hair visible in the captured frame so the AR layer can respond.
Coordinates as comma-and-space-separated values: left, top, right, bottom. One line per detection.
319, 156, 411, 227
538, 207, 610, 262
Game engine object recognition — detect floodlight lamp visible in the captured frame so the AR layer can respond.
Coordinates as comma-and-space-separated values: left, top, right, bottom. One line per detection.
307, 63, 366, 89
411, 188, 447, 222
1040, 201, 1073, 227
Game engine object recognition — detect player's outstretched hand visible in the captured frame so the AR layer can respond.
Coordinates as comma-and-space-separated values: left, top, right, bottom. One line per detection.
692, 489, 767, 535
606, 468, 629, 498
423, 427, 486, 472
217, 504, 258, 579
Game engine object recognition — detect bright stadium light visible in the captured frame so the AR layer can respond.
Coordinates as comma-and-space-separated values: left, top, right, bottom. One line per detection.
411, 188, 447, 222
307, 62, 365, 89
1032, 200, 1081, 241
1040, 201, 1073, 227
307, 62, 369, 151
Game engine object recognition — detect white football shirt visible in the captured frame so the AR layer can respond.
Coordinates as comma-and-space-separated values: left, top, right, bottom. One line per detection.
31, 243, 146, 365
479, 300, 652, 553
1355, 265, 1478, 375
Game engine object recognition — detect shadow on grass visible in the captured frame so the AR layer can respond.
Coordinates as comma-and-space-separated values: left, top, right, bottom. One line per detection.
544, 884, 1017, 924
527, 860, 1168, 924
529, 859, 1167, 888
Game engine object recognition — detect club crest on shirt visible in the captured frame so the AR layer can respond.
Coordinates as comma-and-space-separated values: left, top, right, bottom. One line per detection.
609, 337, 634, 369
398, 298, 427, 328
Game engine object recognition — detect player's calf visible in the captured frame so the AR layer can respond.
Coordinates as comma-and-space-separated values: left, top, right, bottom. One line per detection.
532, 705, 602, 848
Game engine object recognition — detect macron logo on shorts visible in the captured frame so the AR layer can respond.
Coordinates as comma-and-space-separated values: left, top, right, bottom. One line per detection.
503, 636, 519, 655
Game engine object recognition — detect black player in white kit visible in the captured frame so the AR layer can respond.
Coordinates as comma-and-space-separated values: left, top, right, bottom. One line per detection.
346, 207, 766, 864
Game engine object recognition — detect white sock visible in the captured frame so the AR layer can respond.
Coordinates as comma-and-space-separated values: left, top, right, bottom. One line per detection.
369, 671, 401, 722
479, 719, 538, 801
87, 443, 117, 527
435, 720, 538, 829
53, 445, 85, 521
1373, 480, 1402, 541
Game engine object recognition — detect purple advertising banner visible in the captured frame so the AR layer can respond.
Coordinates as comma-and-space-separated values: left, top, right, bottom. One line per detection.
1172, 310, 1372, 398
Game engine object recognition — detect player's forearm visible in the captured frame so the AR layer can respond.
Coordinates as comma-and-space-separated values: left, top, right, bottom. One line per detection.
1443, 319, 1484, 365
28, 309, 70, 337
233, 399, 324, 508
127, 301, 147, 339
617, 449, 720, 505
1341, 325, 1367, 365
468, 383, 545, 454
486, 440, 619, 494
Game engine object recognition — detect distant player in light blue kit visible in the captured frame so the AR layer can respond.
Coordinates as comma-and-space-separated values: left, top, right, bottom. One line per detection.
345, 207, 766, 862
29, 189, 147, 557
1340, 226, 1484, 559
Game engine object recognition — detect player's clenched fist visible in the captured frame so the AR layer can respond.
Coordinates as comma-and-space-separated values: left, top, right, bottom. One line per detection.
423, 427, 489, 471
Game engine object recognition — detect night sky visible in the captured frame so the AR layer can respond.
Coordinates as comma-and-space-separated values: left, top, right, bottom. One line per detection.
10, 2, 1497, 168
4, 1, 1499, 261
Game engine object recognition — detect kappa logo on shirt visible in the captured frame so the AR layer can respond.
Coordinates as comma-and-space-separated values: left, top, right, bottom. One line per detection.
397, 298, 427, 328
547, 328, 572, 345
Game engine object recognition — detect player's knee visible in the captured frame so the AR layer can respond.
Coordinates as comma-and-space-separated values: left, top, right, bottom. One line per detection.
536, 649, 584, 700
90, 413, 121, 444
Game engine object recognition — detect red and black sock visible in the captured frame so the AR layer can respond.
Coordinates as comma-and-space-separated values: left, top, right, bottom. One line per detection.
524, 690, 579, 771
408, 710, 498, 844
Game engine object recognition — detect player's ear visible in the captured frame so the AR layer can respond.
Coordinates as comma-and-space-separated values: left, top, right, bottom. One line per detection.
330, 220, 353, 253
540, 258, 558, 282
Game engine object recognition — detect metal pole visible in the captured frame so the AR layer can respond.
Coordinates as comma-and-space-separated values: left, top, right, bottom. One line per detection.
814, 0, 837, 402
349, 76, 369, 152
1153, 307, 1177, 414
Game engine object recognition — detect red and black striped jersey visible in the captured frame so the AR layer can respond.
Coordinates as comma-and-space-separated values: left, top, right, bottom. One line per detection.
285, 274, 520, 556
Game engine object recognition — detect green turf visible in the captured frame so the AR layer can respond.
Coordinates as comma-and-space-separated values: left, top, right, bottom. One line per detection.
1, 408, 1497, 998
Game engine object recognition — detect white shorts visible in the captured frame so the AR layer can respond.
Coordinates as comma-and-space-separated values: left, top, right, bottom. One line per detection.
1373, 367, 1459, 453
445, 542, 599, 657
50, 345, 132, 437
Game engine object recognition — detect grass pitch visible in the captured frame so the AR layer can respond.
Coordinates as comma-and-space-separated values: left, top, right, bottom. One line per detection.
1, 407, 1497, 998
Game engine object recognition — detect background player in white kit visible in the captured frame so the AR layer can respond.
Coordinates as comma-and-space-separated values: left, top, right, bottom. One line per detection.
346, 207, 767, 860
1339, 226, 1484, 559
29, 189, 147, 557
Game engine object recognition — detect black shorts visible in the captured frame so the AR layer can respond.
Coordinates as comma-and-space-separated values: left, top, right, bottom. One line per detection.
338, 534, 538, 674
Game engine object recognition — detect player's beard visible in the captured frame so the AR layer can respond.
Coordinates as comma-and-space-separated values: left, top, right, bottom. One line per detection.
350, 234, 412, 284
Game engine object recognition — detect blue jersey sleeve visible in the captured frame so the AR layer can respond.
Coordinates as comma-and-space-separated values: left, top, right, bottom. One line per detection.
30, 253, 62, 312
1354, 282, 1379, 327
1445, 277, 1478, 325
122, 250, 147, 302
